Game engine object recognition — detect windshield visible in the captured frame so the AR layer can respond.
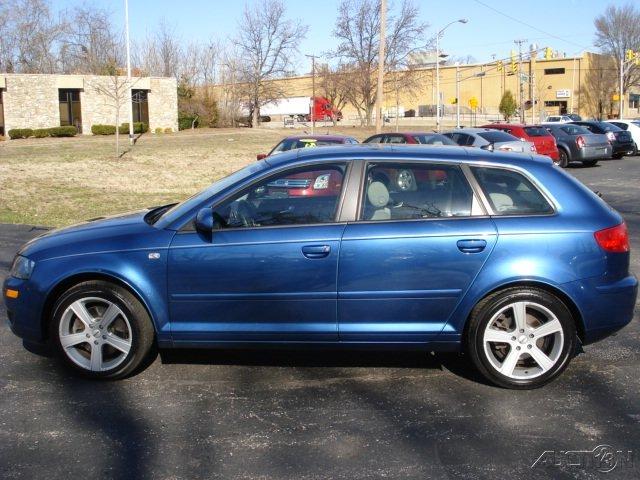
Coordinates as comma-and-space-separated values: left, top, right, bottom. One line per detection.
478, 131, 519, 143
599, 122, 622, 132
560, 125, 590, 135
154, 161, 268, 228
523, 126, 551, 137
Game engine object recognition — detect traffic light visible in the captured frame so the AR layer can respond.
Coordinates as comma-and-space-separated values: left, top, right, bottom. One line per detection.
626, 49, 635, 62
510, 50, 518, 73
497, 60, 503, 72
544, 47, 553, 60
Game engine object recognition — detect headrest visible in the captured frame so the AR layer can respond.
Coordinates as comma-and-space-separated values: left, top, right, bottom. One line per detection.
367, 181, 389, 208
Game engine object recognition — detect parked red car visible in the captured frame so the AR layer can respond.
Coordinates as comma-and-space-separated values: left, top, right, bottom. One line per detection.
255, 135, 358, 197
257, 134, 358, 160
481, 123, 559, 161
363, 132, 458, 145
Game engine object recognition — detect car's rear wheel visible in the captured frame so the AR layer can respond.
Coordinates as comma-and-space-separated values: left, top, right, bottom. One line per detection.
50, 281, 155, 379
556, 149, 569, 168
466, 287, 577, 389
582, 159, 598, 167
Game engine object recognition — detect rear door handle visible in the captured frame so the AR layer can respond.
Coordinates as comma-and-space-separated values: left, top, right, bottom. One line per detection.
457, 239, 487, 253
302, 245, 331, 259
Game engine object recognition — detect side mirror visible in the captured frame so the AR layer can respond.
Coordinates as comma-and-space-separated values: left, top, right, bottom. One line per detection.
195, 207, 221, 234
256, 153, 267, 161
480, 143, 495, 152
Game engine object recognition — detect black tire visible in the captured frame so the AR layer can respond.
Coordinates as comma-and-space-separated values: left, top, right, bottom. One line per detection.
582, 159, 598, 167
50, 280, 155, 379
556, 149, 569, 168
465, 287, 577, 389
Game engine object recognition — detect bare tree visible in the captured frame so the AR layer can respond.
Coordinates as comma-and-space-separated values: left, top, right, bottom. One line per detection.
2, 0, 64, 73
89, 64, 138, 158
317, 63, 353, 125
594, 3, 640, 92
579, 53, 618, 120
59, 5, 122, 74
233, 0, 308, 127
332, 0, 428, 126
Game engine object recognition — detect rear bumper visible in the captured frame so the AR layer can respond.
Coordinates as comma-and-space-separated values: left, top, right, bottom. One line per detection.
563, 275, 638, 345
612, 142, 635, 156
578, 145, 612, 160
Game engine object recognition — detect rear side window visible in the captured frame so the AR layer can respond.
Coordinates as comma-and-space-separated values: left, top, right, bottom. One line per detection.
477, 131, 519, 143
523, 126, 551, 137
472, 167, 553, 215
361, 163, 475, 220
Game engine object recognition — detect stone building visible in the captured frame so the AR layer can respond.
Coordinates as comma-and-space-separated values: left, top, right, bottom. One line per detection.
0, 74, 178, 137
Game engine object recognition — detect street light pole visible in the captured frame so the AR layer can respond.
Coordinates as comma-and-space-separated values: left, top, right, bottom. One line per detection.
434, 19, 467, 132
455, 63, 460, 128
124, 0, 134, 146
375, 0, 387, 134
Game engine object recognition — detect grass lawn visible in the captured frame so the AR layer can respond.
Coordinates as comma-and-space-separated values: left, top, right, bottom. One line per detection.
0, 125, 392, 227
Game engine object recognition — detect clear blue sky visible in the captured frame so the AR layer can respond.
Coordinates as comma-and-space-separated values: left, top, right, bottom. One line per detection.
56, 0, 627, 68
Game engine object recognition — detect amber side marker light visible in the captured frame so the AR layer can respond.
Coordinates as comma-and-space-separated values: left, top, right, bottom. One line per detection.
5, 289, 19, 299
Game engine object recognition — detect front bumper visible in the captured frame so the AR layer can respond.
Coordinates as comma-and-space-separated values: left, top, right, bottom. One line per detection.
3, 276, 45, 343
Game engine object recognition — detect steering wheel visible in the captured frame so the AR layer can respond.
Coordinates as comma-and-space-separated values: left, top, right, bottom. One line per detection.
228, 200, 257, 227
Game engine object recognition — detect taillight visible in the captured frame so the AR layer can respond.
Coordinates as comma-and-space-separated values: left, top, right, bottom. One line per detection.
594, 223, 629, 253
576, 136, 586, 149
606, 131, 615, 142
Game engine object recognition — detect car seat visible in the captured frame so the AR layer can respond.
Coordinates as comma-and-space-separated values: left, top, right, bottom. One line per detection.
365, 181, 391, 220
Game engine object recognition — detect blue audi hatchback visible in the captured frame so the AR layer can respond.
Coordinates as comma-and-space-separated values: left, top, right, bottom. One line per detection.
3, 145, 637, 388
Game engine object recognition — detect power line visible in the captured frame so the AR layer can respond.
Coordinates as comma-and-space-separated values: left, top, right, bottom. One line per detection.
471, 0, 591, 50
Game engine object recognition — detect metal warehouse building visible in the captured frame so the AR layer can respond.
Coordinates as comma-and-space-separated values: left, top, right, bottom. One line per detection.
0, 74, 178, 137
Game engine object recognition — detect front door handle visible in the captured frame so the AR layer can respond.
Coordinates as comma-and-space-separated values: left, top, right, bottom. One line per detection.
302, 245, 331, 259
457, 239, 487, 254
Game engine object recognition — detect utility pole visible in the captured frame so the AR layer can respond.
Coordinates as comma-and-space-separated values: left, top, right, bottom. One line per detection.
455, 63, 460, 128
124, 0, 134, 146
375, 0, 387, 133
305, 54, 318, 134
514, 39, 527, 123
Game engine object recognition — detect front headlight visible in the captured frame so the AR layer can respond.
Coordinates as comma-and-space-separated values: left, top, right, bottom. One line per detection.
10, 255, 35, 280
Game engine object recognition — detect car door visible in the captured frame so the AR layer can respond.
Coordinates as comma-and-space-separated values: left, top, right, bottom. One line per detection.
167, 162, 351, 343
337, 161, 497, 342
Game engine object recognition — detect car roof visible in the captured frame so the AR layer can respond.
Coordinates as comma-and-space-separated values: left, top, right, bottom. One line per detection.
280, 134, 354, 141
445, 128, 498, 134
263, 144, 552, 168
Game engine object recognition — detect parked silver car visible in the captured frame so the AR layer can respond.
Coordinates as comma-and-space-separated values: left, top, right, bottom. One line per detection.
443, 128, 536, 154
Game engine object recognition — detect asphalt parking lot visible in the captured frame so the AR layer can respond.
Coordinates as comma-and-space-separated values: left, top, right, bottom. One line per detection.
1, 158, 639, 480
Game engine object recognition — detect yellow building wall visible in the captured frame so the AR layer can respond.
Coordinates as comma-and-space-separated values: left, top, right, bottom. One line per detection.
213, 53, 605, 122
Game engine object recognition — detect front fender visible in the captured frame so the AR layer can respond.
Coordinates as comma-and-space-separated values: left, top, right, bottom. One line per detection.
34, 249, 171, 343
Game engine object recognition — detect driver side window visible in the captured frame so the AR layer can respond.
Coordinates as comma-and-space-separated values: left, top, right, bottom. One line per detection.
214, 163, 347, 229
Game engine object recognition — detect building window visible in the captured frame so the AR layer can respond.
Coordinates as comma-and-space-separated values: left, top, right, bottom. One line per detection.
132, 89, 149, 125
59, 89, 82, 133
544, 68, 565, 75
0, 90, 4, 136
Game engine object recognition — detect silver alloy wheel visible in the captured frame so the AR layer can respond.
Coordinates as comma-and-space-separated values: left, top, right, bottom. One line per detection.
482, 301, 564, 380
396, 169, 414, 190
58, 297, 132, 372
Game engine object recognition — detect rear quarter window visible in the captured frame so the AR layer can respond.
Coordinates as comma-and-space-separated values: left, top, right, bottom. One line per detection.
472, 167, 554, 215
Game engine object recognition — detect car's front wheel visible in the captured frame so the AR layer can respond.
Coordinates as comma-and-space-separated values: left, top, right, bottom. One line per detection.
50, 280, 155, 379
466, 287, 577, 389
